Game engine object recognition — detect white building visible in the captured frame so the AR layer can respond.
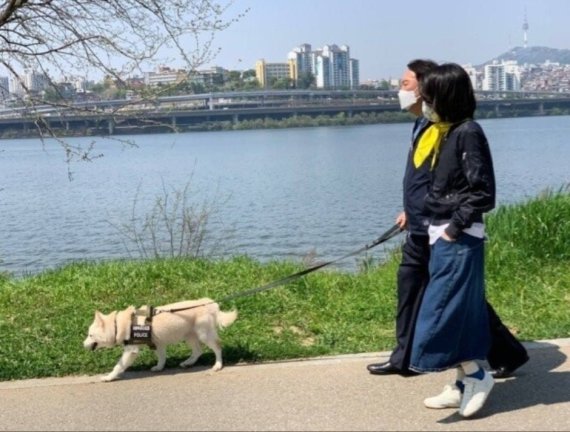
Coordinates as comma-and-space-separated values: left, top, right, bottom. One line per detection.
483, 61, 521, 91
289, 43, 360, 89
23, 68, 49, 92
8, 69, 49, 96
462, 64, 479, 90
0, 76, 9, 101
288, 43, 313, 82
145, 66, 188, 86
350, 59, 360, 89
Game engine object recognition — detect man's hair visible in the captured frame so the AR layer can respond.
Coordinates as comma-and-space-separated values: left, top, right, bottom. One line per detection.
420, 63, 476, 123
407, 59, 438, 83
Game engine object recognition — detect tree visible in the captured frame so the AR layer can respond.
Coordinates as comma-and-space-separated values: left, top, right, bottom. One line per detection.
270, 77, 294, 90
0, 0, 244, 161
297, 71, 315, 89
242, 69, 256, 80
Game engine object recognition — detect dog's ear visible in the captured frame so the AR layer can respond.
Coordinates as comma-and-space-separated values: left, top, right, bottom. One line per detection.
95, 311, 105, 328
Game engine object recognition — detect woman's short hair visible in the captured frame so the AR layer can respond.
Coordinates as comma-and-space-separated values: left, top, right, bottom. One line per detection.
420, 63, 477, 123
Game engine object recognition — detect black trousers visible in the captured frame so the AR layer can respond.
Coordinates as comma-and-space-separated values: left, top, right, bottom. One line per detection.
388, 233, 529, 372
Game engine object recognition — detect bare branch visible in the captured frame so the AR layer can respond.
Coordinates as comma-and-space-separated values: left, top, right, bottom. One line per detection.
0, 0, 243, 160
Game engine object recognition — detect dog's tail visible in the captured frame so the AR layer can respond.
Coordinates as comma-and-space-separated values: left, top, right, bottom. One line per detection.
216, 309, 238, 328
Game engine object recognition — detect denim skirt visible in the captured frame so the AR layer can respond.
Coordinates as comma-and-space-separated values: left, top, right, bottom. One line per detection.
409, 233, 491, 372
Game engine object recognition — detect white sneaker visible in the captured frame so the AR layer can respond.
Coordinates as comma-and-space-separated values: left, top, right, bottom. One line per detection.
424, 384, 462, 409
459, 370, 494, 417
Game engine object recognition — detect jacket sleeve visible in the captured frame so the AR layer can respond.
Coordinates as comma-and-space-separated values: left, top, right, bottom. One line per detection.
445, 127, 496, 239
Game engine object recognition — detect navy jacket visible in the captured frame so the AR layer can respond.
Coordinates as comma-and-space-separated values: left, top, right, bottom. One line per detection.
403, 117, 432, 236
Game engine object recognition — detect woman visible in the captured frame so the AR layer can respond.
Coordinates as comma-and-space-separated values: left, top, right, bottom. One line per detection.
409, 63, 496, 418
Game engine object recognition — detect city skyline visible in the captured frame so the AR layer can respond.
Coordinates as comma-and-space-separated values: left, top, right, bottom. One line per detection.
2, 0, 570, 85
198, 0, 570, 80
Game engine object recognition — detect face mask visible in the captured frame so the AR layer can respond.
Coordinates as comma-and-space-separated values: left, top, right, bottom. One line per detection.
398, 89, 418, 111
422, 101, 441, 123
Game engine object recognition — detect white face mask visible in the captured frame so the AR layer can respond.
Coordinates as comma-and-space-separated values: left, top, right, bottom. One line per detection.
398, 89, 418, 111
422, 101, 441, 123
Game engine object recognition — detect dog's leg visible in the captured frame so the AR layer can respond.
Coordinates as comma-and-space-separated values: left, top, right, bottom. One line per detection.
201, 332, 223, 371
180, 334, 203, 368
151, 345, 167, 372
102, 345, 140, 382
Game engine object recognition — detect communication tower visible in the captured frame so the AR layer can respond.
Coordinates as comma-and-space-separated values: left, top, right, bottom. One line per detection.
522, 10, 529, 48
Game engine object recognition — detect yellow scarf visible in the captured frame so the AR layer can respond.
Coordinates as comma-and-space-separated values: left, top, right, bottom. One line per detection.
413, 122, 452, 169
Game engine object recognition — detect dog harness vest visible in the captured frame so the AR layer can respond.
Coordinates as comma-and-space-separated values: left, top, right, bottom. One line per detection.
124, 305, 156, 349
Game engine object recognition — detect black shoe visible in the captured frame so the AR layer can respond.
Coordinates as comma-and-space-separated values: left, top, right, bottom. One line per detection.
367, 361, 417, 376
490, 356, 529, 379
490, 365, 516, 379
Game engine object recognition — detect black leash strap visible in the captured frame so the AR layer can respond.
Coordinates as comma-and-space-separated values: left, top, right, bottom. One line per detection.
157, 224, 402, 314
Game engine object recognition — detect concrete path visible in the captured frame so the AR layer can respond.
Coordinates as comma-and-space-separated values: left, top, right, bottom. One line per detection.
1, 339, 569, 431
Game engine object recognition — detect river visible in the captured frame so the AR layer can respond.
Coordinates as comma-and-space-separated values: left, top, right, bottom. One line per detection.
1, 115, 569, 276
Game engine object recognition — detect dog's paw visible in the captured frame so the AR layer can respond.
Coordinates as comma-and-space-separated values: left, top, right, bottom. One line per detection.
150, 365, 164, 372
101, 374, 118, 382
211, 362, 223, 372
180, 359, 196, 368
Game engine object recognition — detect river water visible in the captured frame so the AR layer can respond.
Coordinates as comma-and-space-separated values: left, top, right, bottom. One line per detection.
1, 115, 569, 276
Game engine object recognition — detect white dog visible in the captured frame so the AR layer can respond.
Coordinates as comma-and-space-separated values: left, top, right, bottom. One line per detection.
83, 298, 237, 382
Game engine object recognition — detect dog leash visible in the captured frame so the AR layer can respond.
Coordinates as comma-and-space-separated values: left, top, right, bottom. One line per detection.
155, 224, 403, 315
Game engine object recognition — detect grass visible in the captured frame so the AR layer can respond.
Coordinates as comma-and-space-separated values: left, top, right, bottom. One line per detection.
0, 188, 568, 381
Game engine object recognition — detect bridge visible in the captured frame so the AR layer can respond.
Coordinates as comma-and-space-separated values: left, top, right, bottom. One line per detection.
0, 89, 569, 136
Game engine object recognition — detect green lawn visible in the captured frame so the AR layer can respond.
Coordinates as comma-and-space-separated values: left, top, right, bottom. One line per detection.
0, 189, 568, 381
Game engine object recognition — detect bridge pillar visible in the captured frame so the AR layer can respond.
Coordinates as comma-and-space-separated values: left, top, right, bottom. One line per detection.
495, 104, 500, 117
172, 116, 176, 128
233, 114, 239, 124
209, 96, 214, 110
108, 118, 115, 135
539, 102, 545, 115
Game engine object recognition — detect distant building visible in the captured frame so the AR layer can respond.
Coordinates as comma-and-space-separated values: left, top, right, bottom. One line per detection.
145, 66, 188, 86
483, 61, 520, 91
288, 43, 313, 82
462, 64, 479, 90
8, 69, 49, 96
0, 76, 9, 101
255, 60, 290, 88
195, 66, 227, 87
23, 68, 49, 93
288, 43, 360, 89
350, 58, 360, 89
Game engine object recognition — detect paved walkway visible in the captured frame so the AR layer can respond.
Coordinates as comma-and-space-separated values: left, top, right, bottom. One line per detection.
1, 339, 569, 431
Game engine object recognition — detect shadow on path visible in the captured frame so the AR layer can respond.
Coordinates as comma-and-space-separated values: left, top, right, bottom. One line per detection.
438, 342, 568, 423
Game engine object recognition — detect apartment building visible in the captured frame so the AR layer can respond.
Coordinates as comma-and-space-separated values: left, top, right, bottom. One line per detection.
483, 61, 521, 91
144, 66, 188, 86
255, 59, 290, 88
288, 43, 360, 89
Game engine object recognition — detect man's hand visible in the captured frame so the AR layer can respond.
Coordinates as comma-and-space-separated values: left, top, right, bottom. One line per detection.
441, 231, 456, 242
396, 212, 407, 230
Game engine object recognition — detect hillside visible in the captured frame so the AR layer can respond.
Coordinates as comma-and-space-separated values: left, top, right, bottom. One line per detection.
484, 46, 570, 65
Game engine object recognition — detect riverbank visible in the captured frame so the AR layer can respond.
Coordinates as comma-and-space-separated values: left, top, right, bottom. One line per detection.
0, 188, 568, 381
2, 106, 570, 139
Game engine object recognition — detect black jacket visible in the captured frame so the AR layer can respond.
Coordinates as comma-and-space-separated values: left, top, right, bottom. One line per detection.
425, 120, 496, 239
403, 117, 432, 235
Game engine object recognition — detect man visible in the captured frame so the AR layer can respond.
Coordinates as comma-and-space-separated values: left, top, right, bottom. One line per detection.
366, 59, 529, 378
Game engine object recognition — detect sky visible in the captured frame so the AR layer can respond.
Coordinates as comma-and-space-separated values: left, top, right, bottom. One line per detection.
198, 0, 570, 81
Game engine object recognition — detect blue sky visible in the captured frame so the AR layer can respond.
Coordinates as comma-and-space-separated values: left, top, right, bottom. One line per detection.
204, 0, 570, 80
